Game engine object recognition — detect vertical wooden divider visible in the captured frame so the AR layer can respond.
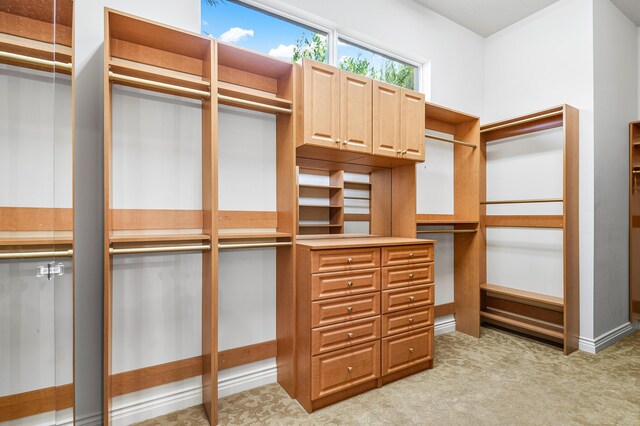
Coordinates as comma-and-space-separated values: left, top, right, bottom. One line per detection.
202, 39, 218, 423
330, 170, 344, 234
391, 165, 417, 237
370, 168, 392, 236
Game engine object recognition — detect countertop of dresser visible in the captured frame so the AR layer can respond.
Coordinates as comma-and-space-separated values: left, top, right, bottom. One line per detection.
295, 236, 436, 249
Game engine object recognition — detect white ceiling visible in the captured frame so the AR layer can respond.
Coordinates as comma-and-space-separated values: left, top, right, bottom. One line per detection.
610, 0, 640, 26
413, 0, 559, 37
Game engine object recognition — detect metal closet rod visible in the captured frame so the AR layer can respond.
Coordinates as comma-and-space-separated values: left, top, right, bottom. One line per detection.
218, 241, 293, 250
417, 229, 477, 234
481, 110, 563, 134
481, 198, 563, 205
0, 51, 72, 71
425, 133, 477, 148
0, 249, 73, 260
218, 94, 292, 114
110, 244, 211, 255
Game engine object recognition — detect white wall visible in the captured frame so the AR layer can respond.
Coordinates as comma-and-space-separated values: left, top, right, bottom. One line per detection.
592, 0, 638, 336
484, 0, 596, 340
73, 1, 200, 424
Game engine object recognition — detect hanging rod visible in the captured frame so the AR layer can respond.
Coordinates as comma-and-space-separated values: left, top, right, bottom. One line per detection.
633, 170, 640, 174
0, 249, 73, 260
425, 133, 477, 148
417, 229, 477, 234
481, 110, 563, 134
218, 241, 293, 250
109, 244, 211, 255
481, 198, 563, 205
108, 71, 211, 98
0, 51, 72, 71
218, 94, 292, 114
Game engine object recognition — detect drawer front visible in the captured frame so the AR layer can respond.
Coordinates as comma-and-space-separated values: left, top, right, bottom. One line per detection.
311, 248, 380, 273
312, 268, 380, 301
312, 340, 380, 400
382, 244, 434, 266
382, 263, 434, 290
312, 316, 380, 355
382, 306, 433, 337
382, 327, 433, 375
382, 284, 434, 313
312, 292, 380, 328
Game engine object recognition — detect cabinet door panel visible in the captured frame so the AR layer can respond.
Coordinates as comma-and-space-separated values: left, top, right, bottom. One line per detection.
340, 70, 372, 154
400, 89, 425, 161
303, 59, 340, 149
372, 81, 401, 158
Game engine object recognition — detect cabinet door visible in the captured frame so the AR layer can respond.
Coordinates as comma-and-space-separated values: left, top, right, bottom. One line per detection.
303, 59, 340, 149
340, 70, 372, 154
400, 89, 425, 161
372, 80, 401, 158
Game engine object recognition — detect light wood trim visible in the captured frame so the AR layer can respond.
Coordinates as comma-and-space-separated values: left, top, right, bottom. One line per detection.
480, 311, 564, 340
218, 340, 277, 370
111, 356, 202, 397
110, 234, 210, 244
481, 110, 563, 134
0, 383, 74, 422
481, 106, 564, 142
0, 207, 73, 231
111, 209, 203, 230
481, 283, 563, 308
485, 215, 563, 228
218, 210, 278, 229
435, 302, 455, 317
109, 71, 210, 99
425, 100, 479, 124
344, 213, 371, 221
485, 296, 563, 325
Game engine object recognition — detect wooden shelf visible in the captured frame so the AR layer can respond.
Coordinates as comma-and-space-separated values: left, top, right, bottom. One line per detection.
218, 231, 292, 240
417, 219, 479, 226
110, 234, 211, 244
299, 184, 342, 190
298, 204, 342, 208
344, 196, 371, 200
109, 59, 210, 92
218, 82, 291, 114
343, 181, 371, 187
0, 237, 73, 246
298, 223, 343, 228
480, 311, 564, 340
480, 283, 564, 308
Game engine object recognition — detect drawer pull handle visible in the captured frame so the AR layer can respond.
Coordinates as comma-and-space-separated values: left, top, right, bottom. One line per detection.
347, 332, 354, 339
409, 296, 415, 301
409, 273, 414, 279
408, 318, 414, 323
347, 257, 353, 263
347, 306, 353, 312
347, 281, 353, 287
335, 138, 341, 144
347, 366, 353, 372
409, 347, 414, 353
408, 252, 414, 258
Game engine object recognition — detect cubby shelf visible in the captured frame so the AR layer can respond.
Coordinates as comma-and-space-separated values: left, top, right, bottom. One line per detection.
479, 311, 564, 340
298, 204, 342, 208
109, 234, 211, 244
298, 223, 343, 228
480, 283, 563, 308
298, 184, 342, 190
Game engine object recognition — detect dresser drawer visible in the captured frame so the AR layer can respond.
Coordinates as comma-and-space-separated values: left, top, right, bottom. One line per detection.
382, 327, 433, 375
382, 306, 433, 337
382, 244, 434, 266
382, 284, 434, 313
312, 316, 380, 355
311, 268, 380, 301
382, 263, 434, 290
311, 248, 380, 273
312, 292, 380, 328
312, 340, 380, 400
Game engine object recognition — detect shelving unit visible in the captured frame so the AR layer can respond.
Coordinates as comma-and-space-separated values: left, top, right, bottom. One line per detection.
479, 105, 579, 355
0, 1, 75, 423
630, 121, 640, 323
103, 9, 217, 425
417, 101, 481, 337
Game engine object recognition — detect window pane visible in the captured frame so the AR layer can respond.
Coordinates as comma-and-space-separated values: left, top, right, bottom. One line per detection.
201, 0, 327, 63
338, 39, 417, 90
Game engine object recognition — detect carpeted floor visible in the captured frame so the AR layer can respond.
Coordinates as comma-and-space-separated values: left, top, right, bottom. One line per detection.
135, 327, 640, 425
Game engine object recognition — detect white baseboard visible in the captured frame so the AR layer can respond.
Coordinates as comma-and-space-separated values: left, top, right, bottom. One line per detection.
578, 322, 636, 354
434, 316, 456, 335
74, 411, 103, 426
218, 361, 277, 398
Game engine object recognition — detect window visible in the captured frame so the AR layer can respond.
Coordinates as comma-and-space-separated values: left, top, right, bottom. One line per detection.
337, 39, 418, 90
201, 0, 327, 63
201, 0, 421, 90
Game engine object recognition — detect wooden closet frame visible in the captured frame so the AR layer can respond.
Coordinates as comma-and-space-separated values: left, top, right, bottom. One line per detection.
418, 102, 481, 336
103, 9, 298, 424
630, 121, 640, 323
0, 0, 76, 422
479, 105, 579, 354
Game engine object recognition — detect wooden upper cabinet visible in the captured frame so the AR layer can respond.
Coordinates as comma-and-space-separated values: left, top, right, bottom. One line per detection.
400, 89, 425, 162
303, 59, 340, 149
372, 81, 402, 158
340, 70, 372, 154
